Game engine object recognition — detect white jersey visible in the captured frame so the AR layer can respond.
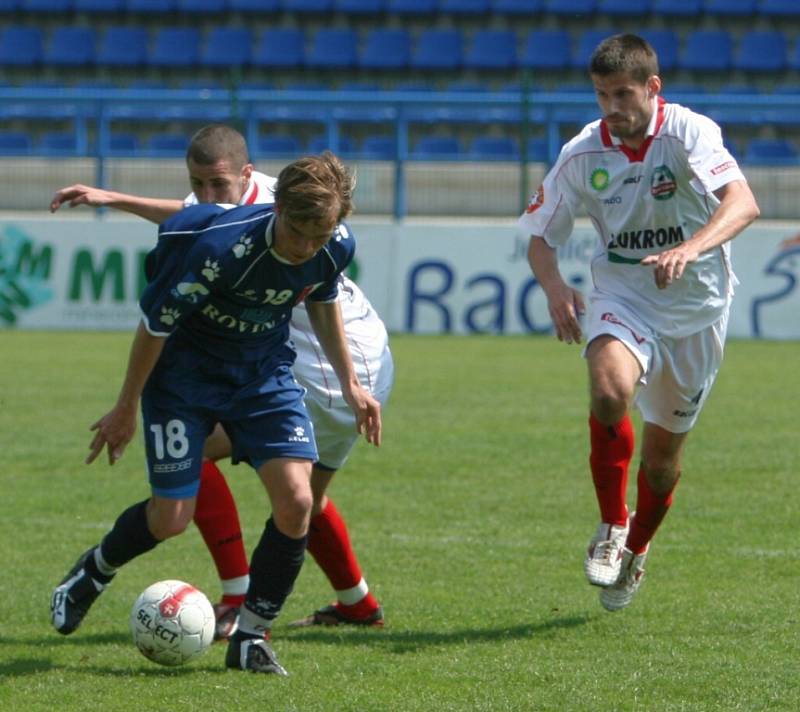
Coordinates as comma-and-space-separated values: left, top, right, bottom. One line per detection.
183, 169, 277, 207
518, 98, 746, 338
290, 275, 393, 408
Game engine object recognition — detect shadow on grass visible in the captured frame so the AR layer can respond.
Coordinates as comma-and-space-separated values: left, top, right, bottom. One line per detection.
1, 614, 592, 677
0, 658, 223, 678
281, 613, 592, 654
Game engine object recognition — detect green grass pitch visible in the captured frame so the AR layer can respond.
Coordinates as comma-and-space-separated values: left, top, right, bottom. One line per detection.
1, 332, 798, 711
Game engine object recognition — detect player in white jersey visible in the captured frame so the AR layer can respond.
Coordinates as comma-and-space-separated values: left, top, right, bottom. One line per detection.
519, 35, 759, 611
51, 123, 393, 632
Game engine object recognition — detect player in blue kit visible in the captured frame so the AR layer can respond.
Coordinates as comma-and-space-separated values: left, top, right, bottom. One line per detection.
50, 152, 382, 675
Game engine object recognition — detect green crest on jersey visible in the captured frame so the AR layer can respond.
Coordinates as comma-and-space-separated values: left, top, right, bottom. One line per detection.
650, 165, 677, 201
590, 168, 610, 191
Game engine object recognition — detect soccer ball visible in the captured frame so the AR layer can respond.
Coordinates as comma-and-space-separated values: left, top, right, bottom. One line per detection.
130, 580, 215, 666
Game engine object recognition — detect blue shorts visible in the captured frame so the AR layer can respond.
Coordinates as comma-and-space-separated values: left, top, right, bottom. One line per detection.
141, 338, 318, 499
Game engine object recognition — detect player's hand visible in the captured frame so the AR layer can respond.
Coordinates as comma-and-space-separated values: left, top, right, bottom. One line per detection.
50, 184, 115, 213
640, 242, 701, 289
86, 405, 137, 465
343, 384, 382, 447
545, 282, 585, 345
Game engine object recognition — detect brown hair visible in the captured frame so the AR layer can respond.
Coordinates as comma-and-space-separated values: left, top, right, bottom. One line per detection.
590, 34, 659, 83
186, 124, 250, 170
274, 151, 355, 224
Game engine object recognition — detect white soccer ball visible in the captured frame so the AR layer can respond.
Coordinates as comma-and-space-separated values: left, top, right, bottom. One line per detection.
130, 579, 215, 666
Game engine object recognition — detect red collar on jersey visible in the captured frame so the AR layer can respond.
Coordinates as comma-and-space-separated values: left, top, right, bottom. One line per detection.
600, 96, 666, 163
243, 180, 259, 205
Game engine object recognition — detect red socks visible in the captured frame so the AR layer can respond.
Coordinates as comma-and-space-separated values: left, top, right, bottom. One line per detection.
589, 413, 634, 526
307, 499, 379, 614
193, 460, 250, 588
627, 466, 677, 554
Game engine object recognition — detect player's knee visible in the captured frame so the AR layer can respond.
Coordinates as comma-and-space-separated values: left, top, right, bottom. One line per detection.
273, 491, 313, 535
148, 516, 191, 541
590, 388, 629, 424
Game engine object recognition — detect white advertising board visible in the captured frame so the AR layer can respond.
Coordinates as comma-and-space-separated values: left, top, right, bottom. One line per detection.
1, 217, 798, 339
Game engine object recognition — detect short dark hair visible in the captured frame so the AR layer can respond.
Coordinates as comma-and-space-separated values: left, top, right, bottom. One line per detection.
186, 124, 250, 170
274, 151, 355, 224
590, 34, 659, 83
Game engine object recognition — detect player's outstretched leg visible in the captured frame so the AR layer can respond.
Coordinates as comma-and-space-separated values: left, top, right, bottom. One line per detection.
225, 631, 287, 675
51, 546, 114, 634
289, 498, 384, 628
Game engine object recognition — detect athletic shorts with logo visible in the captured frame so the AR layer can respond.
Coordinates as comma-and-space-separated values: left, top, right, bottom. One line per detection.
141, 338, 317, 498
584, 297, 728, 433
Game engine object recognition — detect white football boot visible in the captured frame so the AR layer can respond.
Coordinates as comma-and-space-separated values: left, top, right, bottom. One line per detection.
600, 546, 648, 612
584, 518, 629, 587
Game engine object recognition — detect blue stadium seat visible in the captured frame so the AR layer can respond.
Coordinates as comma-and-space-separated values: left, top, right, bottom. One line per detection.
281, 0, 333, 10
39, 131, 78, 155
255, 134, 302, 157
308, 134, 356, 155
734, 31, 787, 73
0, 26, 43, 66
759, 0, 800, 16
108, 131, 139, 154
788, 42, 800, 72
411, 136, 462, 159
743, 138, 799, 165
491, 0, 542, 11
74, 0, 125, 10
147, 133, 188, 155
252, 28, 304, 68
334, 0, 385, 10
464, 30, 517, 70
543, 0, 595, 14
526, 137, 549, 162
439, 0, 490, 13
0, 0, 20, 9
386, 0, 437, 12
201, 28, 252, 68
703, 0, 756, 15
680, 31, 732, 72
411, 29, 463, 70
520, 30, 571, 70
597, 0, 648, 14
126, 0, 176, 12
96, 27, 148, 67
360, 135, 396, 159
651, 0, 700, 14
20, 0, 71, 10
360, 28, 410, 70
177, 0, 226, 10
306, 28, 358, 69
150, 27, 200, 67
45, 27, 96, 66
469, 136, 519, 160
0, 131, 32, 155
572, 29, 616, 69
639, 29, 678, 73
228, 0, 280, 9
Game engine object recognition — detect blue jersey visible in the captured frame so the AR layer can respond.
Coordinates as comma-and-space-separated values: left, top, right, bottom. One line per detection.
140, 203, 355, 362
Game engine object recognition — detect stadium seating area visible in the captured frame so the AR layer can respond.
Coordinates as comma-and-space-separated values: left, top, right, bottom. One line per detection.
2, 1, 800, 163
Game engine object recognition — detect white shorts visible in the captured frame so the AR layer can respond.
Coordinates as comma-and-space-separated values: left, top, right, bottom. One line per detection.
585, 298, 729, 433
306, 381, 392, 470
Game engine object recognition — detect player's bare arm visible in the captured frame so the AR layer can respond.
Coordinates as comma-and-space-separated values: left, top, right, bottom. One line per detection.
50, 183, 184, 224
641, 179, 760, 289
528, 235, 586, 345
305, 299, 382, 446
87, 322, 166, 466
